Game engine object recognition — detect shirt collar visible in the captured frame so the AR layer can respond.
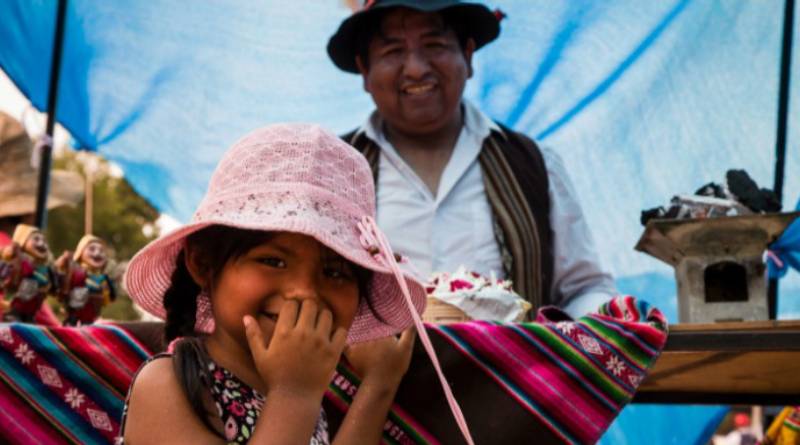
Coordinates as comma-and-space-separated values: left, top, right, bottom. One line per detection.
357, 100, 503, 146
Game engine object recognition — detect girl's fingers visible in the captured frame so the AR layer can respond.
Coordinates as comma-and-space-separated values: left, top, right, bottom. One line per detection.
330, 326, 348, 354
243, 315, 267, 353
398, 327, 416, 350
275, 299, 300, 332
296, 299, 320, 329
317, 308, 333, 338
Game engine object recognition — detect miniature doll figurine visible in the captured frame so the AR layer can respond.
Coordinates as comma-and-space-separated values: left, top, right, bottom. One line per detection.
55, 235, 116, 326
0, 224, 57, 322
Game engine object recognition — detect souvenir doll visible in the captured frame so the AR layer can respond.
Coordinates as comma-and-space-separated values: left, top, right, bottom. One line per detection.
56, 235, 115, 326
0, 224, 57, 322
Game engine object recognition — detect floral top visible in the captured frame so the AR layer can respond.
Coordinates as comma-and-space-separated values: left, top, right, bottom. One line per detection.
208, 360, 330, 444
118, 354, 330, 445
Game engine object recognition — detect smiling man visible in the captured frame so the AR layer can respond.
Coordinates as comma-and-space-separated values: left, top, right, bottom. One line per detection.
327, 0, 616, 316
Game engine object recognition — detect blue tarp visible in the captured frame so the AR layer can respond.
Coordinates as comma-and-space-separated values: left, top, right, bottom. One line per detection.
769, 198, 800, 278
2, 1, 799, 443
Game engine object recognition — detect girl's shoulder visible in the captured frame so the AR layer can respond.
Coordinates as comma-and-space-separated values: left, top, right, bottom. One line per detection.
121, 354, 221, 443
129, 354, 177, 397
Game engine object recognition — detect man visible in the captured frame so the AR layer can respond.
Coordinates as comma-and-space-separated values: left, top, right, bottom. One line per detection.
327, 0, 615, 316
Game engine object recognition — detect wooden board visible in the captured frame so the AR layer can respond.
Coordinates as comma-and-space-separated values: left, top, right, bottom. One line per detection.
635, 320, 800, 404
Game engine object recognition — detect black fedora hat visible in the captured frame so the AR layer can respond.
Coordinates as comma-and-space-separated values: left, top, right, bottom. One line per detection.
327, 0, 501, 73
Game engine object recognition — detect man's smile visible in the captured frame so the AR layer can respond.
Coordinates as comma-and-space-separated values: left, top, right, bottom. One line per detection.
402, 82, 436, 96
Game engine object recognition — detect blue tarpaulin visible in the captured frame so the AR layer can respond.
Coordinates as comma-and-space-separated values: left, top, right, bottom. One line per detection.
2, 1, 799, 443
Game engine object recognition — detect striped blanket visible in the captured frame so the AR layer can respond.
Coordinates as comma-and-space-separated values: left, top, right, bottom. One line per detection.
0, 296, 666, 444
0, 323, 150, 444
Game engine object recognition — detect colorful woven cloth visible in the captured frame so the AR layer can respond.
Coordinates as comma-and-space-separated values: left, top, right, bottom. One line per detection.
0, 296, 666, 444
324, 296, 668, 444
0, 323, 151, 444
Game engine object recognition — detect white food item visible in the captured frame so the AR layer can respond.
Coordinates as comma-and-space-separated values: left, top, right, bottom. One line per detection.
427, 266, 531, 322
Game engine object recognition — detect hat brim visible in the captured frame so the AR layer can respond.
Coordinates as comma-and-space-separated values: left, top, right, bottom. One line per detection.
125, 196, 427, 344
327, 1, 500, 73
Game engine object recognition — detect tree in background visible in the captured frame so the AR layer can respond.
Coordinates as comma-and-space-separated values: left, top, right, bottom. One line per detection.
46, 149, 160, 320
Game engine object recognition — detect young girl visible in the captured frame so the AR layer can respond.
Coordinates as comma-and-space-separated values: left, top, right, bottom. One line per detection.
120, 123, 431, 444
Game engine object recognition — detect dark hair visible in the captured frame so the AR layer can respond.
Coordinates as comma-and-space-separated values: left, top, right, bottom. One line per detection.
162, 225, 375, 434
355, 8, 471, 71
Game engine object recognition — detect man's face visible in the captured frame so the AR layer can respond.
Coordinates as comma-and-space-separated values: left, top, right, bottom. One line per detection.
358, 9, 474, 136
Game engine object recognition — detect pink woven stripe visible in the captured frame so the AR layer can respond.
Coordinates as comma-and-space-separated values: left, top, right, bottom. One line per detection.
87, 327, 145, 377
454, 323, 606, 443
77, 329, 140, 390
602, 297, 668, 348
429, 325, 575, 444
0, 370, 73, 444
92, 326, 150, 374
495, 325, 620, 413
41, 328, 126, 400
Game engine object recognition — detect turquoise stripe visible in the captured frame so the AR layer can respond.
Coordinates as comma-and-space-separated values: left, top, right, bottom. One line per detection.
437, 325, 581, 445
0, 340, 108, 444
103, 325, 152, 361
16, 324, 123, 417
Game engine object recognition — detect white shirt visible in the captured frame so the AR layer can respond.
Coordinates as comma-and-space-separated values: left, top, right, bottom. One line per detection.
359, 101, 617, 317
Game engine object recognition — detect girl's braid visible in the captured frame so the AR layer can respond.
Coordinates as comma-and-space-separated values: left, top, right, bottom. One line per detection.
163, 250, 201, 344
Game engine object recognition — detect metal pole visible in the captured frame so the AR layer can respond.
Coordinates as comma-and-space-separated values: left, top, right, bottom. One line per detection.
84, 168, 93, 235
34, 0, 68, 229
768, 0, 795, 319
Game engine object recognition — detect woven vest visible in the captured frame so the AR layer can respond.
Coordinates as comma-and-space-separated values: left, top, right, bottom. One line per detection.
343, 124, 555, 309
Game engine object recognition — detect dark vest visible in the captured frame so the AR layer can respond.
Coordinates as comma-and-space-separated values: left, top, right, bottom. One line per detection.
343, 124, 554, 310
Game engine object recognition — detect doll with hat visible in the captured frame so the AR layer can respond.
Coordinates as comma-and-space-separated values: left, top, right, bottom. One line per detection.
0, 224, 58, 322
55, 234, 116, 326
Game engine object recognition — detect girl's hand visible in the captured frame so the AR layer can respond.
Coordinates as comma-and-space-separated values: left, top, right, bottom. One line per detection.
344, 327, 416, 389
244, 299, 347, 399
331, 329, 416, 445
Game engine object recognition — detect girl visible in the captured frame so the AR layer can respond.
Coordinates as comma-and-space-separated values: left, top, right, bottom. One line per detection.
120, 123, 430, 444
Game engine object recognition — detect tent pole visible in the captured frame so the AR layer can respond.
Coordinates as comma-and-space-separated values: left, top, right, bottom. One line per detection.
34, 0, 68, 230
768, 0, 795, 319
84, 167, 93, 235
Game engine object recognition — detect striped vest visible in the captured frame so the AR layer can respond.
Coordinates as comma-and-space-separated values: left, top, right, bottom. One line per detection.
343, 124, 555, 309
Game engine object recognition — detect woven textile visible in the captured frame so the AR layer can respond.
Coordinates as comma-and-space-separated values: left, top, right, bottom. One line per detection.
0, 323, 150, 444
324, 296, 667, 444
0, 296, 665, 444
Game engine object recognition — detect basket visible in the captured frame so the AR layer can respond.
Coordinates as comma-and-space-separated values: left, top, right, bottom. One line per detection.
422, 297, 472, 324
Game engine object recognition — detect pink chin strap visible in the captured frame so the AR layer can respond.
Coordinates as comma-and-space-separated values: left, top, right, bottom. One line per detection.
358, 216, 475, 445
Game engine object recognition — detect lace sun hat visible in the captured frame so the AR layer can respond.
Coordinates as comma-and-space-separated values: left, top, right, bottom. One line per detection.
124, 123, 426, 343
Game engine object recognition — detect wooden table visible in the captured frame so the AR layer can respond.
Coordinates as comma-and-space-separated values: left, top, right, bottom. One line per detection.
635, 320, 800, 404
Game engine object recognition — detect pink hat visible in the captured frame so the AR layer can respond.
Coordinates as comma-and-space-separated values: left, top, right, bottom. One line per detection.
124, 123, 427, 343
